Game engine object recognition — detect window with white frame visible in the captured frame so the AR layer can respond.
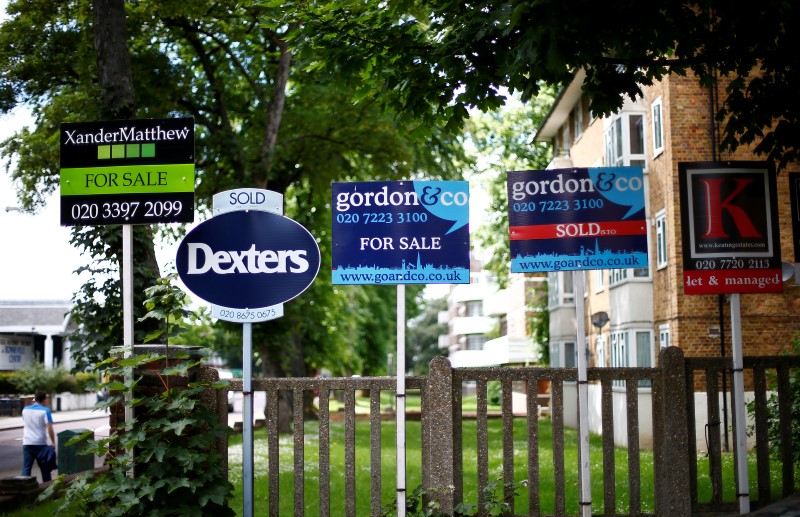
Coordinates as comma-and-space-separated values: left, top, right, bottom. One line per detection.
564, 342, 576, 368
559, 125, 571, 157
465, 334, 487, 351
656, 209, 667, 270
605, 112, 647, 170
573, 102, 584, 142
658, 324, 670, 349
651, 97, 664, 157
464, 300, 483, 317
610, 329, 653, 387
635, 330, 653, 387
550, 341, 577, 368
609, 263, 651, 286
548, 271, 575, 306
550, 342, 561, 367
595, 334, 607, 367
610, 331, 628, 387
594, 270, 605, 293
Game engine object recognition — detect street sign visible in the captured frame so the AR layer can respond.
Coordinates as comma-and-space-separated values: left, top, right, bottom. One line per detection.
175, 210, 321, 310
507, 167, 648, 272
331, 180, 470, 285
60, 118, 194, 225
679, 161, 782, 294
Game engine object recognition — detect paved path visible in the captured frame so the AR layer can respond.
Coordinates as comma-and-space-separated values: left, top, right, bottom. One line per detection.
0, 402, 253, 481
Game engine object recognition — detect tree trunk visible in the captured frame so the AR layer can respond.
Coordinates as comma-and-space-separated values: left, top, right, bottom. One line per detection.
93, 0, 136, 120
256, 23, 298, 189
91, 0, 161, 335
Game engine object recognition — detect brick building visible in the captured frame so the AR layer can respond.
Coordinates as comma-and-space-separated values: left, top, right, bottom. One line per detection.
538, 69, 800, 372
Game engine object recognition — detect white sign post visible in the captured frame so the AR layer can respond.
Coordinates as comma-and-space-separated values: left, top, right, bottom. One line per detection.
396, 284, 407, 517
573, 271, 592, 517
177, 188, 321, 517
330, 181, 471, 516
210, 189, 283, 517
508, 167, 649, 517
678, 162, 784, 514
730, 294, 750, 514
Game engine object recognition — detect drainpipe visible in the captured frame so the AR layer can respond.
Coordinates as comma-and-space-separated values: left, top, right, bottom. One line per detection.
709, 74, 730, 453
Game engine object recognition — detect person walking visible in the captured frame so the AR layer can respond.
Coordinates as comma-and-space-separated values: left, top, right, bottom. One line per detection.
21, 390, 56, 482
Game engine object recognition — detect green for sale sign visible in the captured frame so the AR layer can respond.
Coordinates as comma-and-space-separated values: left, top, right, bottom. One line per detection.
60, 118, 195, 225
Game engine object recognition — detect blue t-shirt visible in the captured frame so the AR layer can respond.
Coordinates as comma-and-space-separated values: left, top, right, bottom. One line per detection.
22, 403, 53, 445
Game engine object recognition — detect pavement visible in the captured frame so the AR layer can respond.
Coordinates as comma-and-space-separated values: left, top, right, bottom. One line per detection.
0, 405, 250, 482
0, 408, 108, 431
0, 407, 247, 432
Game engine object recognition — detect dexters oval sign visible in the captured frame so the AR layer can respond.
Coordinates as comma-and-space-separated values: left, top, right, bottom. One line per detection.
176, 210, 320, 310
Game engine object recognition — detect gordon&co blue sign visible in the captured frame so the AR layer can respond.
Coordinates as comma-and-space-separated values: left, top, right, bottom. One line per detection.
331, 180, 470, 284
507, 167, 648, 272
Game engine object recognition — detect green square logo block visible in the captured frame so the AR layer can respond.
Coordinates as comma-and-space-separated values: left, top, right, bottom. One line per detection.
112, 145, 125, 159
97, 145, 111, 160
142, 143, 156, 158
126, 144, 140, 158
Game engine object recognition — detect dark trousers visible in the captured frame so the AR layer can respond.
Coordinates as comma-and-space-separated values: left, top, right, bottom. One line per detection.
22, 444, 52, 482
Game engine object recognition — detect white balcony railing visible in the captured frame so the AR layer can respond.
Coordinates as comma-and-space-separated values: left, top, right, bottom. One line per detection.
451, 316, 495, 336
483, 336, 541, 365
449, 349, 489, 368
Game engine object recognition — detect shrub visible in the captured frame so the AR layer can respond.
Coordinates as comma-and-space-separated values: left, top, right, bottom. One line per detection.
40, 277, 233, 516
487, 380, 502, 406
746, 333, 800, 471
8, 361, 69, 394
0, 372, 16, 394
74, 372, 96, 392
40, 351, 234, 516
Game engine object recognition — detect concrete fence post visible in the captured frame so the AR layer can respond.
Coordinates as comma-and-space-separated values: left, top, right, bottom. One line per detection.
424, 356, 455, 513
657, 346, 692, 516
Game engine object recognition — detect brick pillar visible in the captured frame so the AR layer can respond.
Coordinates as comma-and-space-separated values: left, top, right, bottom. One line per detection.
656, 346, 692, 516
108, 345, 219, 473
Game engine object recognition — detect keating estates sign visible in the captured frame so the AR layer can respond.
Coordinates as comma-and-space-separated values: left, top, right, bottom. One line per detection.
679, 161, 782, 294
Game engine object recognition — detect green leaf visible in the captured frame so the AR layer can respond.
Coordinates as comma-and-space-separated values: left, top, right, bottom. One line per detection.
166, 418, 193, 436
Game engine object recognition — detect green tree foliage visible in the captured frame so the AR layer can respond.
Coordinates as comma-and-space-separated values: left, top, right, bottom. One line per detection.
464, 93, 554, 288
304, 0, 800, 170
406, 295, 447, 375
0, 1, 464, 384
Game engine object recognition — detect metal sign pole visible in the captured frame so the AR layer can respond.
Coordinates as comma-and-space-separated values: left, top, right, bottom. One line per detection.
729, 294, 750, 514
396, 284, 406, 517
243, 322, 254, 517
573, 271, 592, 517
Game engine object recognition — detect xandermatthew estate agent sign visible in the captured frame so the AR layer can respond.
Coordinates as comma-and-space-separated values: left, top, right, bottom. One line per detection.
60, 118, 194, 225
679, 161, 782, 294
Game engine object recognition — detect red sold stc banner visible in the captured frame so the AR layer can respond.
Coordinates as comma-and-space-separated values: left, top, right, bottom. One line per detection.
509, 220, 646, 241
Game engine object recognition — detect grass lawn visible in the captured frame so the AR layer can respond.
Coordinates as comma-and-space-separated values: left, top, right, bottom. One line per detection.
226, 417, 652, 516
5, 416, 794, 517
